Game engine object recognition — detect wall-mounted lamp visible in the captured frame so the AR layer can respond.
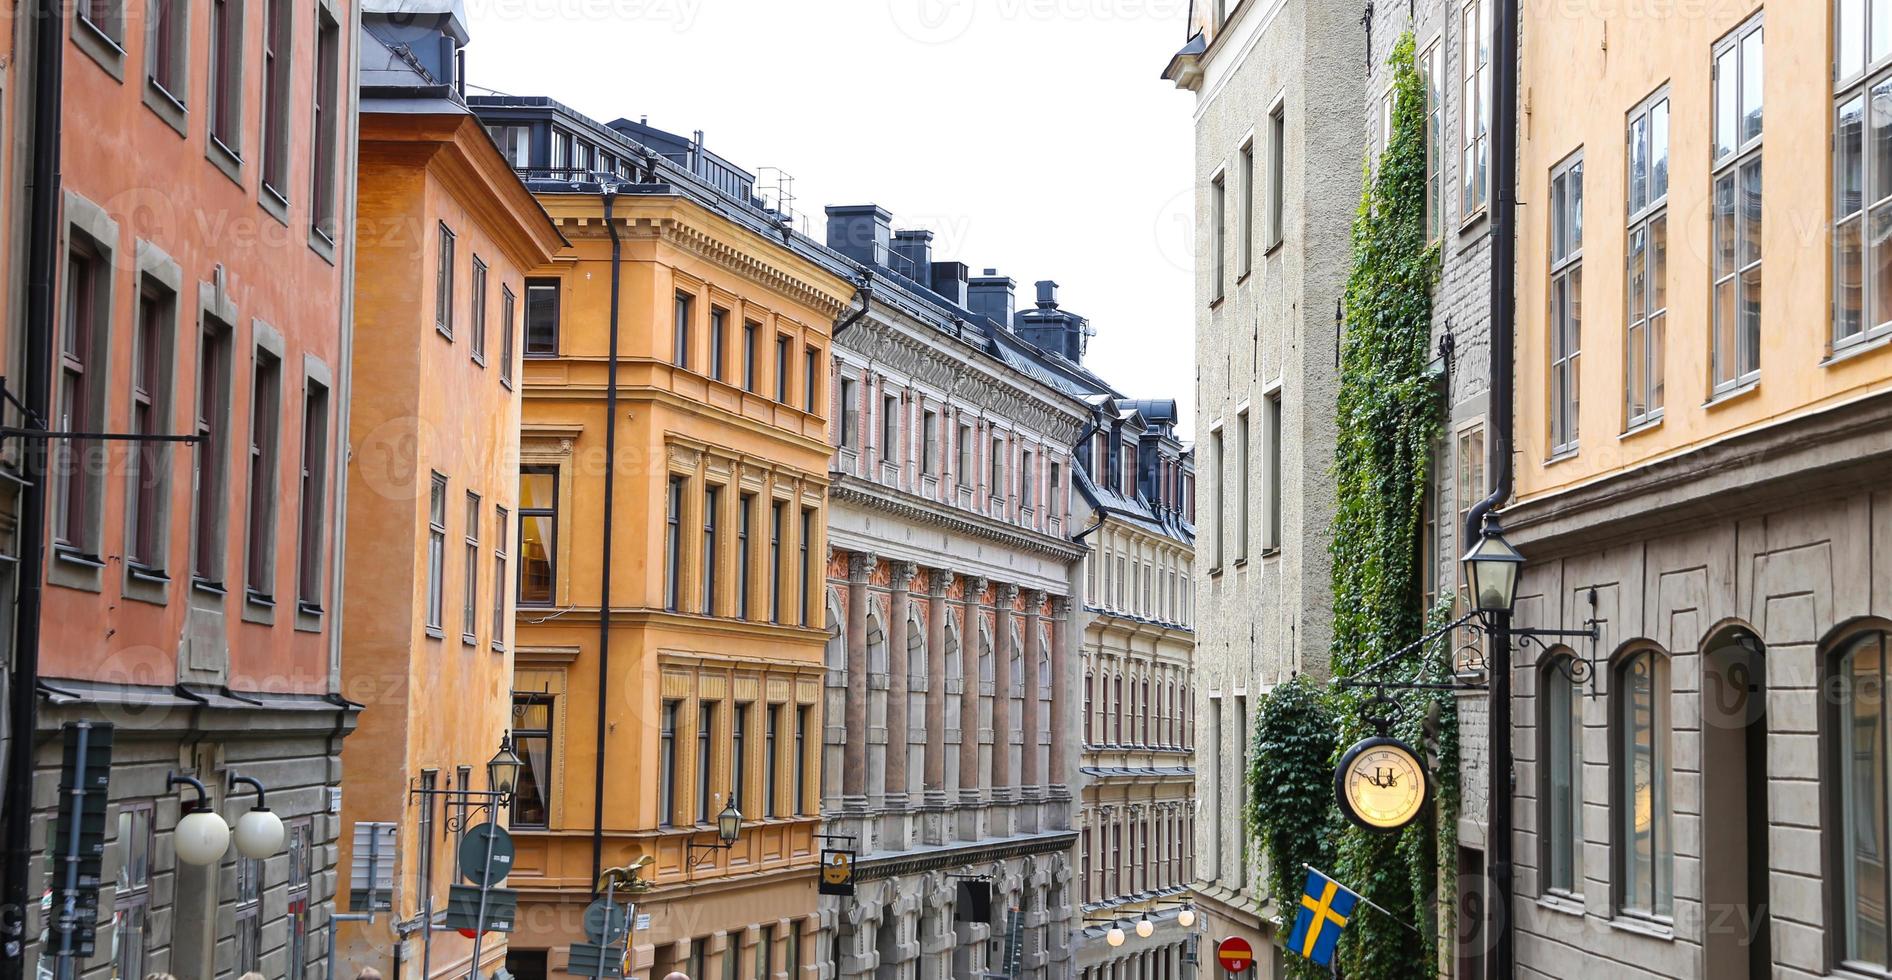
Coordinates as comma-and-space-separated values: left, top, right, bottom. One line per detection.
228, 773, 285, 860
168, 773, 229, 866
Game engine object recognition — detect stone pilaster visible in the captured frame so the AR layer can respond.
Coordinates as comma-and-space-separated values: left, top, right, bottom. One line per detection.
957, 576, 987, 841
990, 581, 1019, 839
923, 569, 950, 808
1048, 594, 1073, 809
883, 561, 918, 847
843, 551, 874, 812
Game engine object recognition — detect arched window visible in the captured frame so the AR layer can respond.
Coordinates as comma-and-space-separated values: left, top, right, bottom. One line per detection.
1836, 628, 1891, 966
1540, 651, 1583, 896
1615, 647, 1672, 918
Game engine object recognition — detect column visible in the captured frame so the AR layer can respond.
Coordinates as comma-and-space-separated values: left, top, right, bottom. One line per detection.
924, 569, 949, 806
1020, 590, 1044, 801
1049, 594, 1072, 804
844, 551, 874, 810
991, 582, 1018, 803
886, 561, 917, 807
958, 577, 987, 841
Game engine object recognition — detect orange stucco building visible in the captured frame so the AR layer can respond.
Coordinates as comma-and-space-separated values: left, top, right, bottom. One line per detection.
333, 8, 563, 978
468, 97, 853, 980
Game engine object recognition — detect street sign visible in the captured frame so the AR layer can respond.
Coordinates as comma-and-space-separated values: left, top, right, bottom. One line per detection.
818, 847, 855, 896
458, 822, 516, 886
1216, 937, 1255, 974
444, 884, 518, 933
51, 723, 113, 968
582, 899, 633, 945
565, 942, 626, 978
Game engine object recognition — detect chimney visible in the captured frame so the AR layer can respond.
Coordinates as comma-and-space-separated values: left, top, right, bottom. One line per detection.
930, 261, 969, 306
1034, 280, 1059, 309
1014, 279, 1088, 362
362, 0, 470, 87
825, 205, 892, 267
968, 269, 1015, 327
890, 230, 933, 285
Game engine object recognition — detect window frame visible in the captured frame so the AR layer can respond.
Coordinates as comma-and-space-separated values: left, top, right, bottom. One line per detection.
1459, 0, 1492, 221
1625, 89, 1670, 430
462, 491, 481, 643
1423, 38, 1445, 244
511, 693, 554, 828
193, 315, 234, 589
111, 800, 155, 980
1612, 646, 1673, 922
127, 276, 177, 575
1268, 102, 1287, 248
1835, 1, 1891, 352
426, 472, 448, 635
245, 347, 283, 604
206, 0, 245, 164
524, 277, 560, 357
499, 284, 517, 387
1548, 151, 1585, 456
491, 505, 509, 649
56, 238, 111, 563
1710, 15, 1764, 395
311, 8, 342, 245
296, 376, 331, 614
470, 255, 489, 365
436, 223, 457, 338
259, 0, 293, 205
517, 467, 558, 607
1539, 651, 1585, 898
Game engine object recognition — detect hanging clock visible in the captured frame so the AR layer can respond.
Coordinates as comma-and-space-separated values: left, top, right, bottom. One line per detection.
1335, 735, 1430, 832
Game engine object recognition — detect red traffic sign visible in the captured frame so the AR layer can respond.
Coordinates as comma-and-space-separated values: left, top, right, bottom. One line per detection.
1217, 936, 1255, 974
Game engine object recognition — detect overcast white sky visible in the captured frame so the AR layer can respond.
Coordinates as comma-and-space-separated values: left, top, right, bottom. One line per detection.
464, 0, 1199, 435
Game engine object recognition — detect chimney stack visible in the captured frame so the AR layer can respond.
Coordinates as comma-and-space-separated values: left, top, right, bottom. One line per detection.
930, 261, 969, 305
890, 229, 933, 285
1034, 280, 1059, 309
968, 269, 1016, 328
824, 204, 892, 267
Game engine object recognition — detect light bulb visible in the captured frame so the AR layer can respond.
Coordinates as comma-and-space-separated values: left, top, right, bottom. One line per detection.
1106, 926, 1125, 947
1136, 916, 1154, 938
175, 809, 231, 866
234, 808, 285, 859
1177, 907, 1196, 928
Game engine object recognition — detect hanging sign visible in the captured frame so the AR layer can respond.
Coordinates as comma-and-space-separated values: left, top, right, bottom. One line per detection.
818, 847, 856, 896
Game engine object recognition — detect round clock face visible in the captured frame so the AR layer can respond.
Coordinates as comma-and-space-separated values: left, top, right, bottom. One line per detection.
1336, 736, 1429, 832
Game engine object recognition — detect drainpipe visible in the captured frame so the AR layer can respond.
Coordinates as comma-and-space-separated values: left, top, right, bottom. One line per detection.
591, 187, 623, 891
831, 271, 873, 339
1465, 0, 1519, 975
2, 0, 64, 966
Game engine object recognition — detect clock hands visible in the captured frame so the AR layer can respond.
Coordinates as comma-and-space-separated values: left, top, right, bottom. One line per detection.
1360, 765, 1401, 789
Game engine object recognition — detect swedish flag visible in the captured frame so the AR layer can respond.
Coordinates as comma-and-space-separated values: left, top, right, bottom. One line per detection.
1286, 868, 1359, 966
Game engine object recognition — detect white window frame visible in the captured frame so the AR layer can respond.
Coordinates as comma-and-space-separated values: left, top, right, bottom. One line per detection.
1710, 15, 1763, 395
1625, 89, 1670, 430
1548, 151, 1584, 456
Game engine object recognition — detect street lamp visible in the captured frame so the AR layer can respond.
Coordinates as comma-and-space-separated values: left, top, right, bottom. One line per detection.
1135, 912, 1154, 938
1176, 905, 1195, 928
687, 794, 744, 867
229, 773, 285, 860
1461, 515, 1525, 614
168, 773, 230, 866
1105, 922, 1126, 947
487, 734, 524, 802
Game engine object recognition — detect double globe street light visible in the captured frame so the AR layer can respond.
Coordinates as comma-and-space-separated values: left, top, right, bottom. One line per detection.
171, 772, 286, 866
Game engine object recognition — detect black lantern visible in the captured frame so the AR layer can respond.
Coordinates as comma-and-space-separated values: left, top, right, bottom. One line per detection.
487, 734, 524, 800
716, 798, 743, 843
1461, 517, 1526, 614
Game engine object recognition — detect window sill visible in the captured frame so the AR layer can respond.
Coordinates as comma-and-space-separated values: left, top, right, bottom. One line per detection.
1208, 566, 1223, 578
491, 642, 507, 654
1208, 295, 1226, 311
436, 324, 454, 342
50, 547, 106, 593
142, 78, 189, 137
1619, 413, 1664, 440
191, 578, 228, 599
471, 352, 487, 370
1235, 271, 1253, 287
1261, 547, 1281, 560
1537, 893, 1585, 918
1232, 557, 1248, 569
308, 225, 338, 266
1543, 446, 1580, 466
259, 183, 290, 229
242, 590, 276, 626
1823, 330, 1892, 368
295, 601, 324, 633
1607, 914, 1675, 941
207, 136, 244, 188
462, 634, 478, 647
425, 627, 446, 640
122, 564, 172, 606
1264, 239, 1283, 258
72, 15, 128, 81
1703, 378, 1760, 410
1458, 208, 1489, 238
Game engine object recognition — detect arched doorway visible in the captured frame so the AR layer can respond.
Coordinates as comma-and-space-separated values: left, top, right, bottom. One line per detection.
1702, 625, 1769, 979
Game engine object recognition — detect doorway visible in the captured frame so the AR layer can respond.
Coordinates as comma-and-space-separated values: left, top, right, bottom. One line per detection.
1701, 627, 1770, 979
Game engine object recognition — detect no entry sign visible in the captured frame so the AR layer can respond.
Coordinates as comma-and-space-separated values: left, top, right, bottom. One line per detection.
1217, 936, 1255, 974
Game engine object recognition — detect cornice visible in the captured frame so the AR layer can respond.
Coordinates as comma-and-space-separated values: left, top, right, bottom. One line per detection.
829, 479, 1085, 563
854, 830, 1079, 881
839, 315, 1088, 445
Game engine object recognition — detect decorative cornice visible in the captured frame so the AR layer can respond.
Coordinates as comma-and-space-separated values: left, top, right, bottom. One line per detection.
642, 213, 849, 321
854, 830, 1079, 881
829, 479, 1085, 562
841, 316, 1087, 444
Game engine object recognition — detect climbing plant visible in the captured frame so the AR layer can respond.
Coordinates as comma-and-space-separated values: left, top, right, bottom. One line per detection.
1246, 677, 1338, 980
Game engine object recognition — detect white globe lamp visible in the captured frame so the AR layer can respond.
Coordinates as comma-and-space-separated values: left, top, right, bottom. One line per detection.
1135, 914, 1154, 938
1177, 906, 1196, 928
175, 808, 231, 866
1105, 924, 1126, 947
234, 806, 285, 860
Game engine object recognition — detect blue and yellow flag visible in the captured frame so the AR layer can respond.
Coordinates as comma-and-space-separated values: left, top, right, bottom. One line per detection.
1286, 868, 1359, 966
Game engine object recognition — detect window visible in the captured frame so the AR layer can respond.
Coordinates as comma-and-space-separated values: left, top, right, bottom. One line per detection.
260, 0, 291, 200
1269, 104, 1286, 246
128, 280, 176, 571
743, 321, 759, 391
769, 501, 784, 623
193, 317, 233, 586
709, 307, 728, 381
1236, 411, 1250, 561
1020, 451, 1035, 510
1461, 0, 1492, 217
1626, 92, 1670, 428
311, 10, 341, 241
1837, 629, 1892, 967
665, 476, 684, 612
674, 291, 693, 369
518, 468, 556, 605
757, 922, 775, 980
1616, 649, 1672, 919
436, 224, 456, 337
799, 507, 814, 625
512, 694, 553, 827
1839, 0, 1892, 350
78, 0, 122, 47
804, 347, 819, 413
148, 0, 186, 100
839, 377, 858, 449
882, 395, 900, 461
491, 506, 509, 646
702, 485, 720, 615
697, 701, 717, 824
1239, 140, 1255, 275
426, 473, 447, 633
660, 700, 680, 826
1264, 394, 1282, 550
766, 704, 782, 817
957, 423, 973, 488
499, 285, 517, 386
286, 822, 312, 980
1542, 656, 1583, 895
1712, 17, 1763, 392
525, 278, 559, 356
112, 802, 153, 980
470, 257, 489, 364
775, 336, 791, 403
796, 704, 811, 814
246, 350, 282, 601
56, 242, 107, 559
296, 379, 330, 610
208, 0, 242, 154
463, 493, 480, 641
1423, 41, 1444, 242
1210, 173, 1226, 302
738, 493, 754, 619
1209, 428, 1225, 568
1549, 153, 1584, 455
733, 703, 750, 808
235, 852, 263, 973
990, 435, 1005, 500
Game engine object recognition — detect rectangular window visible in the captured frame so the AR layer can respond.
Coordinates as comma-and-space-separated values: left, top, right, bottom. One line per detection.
709, 307, 728, 381
512, 693, 553, 827
208, 0, 241, 154
799, 506, 813, 626
757, 923, 775, 980
957, 423, 973, 488
193, 318, 233, 585
1544, 662, 1584, 894
260, 0, 291, 200
660, 700, 680, 827
702, 485, 720, 615
1617, 651, 1672, 918
525, 278, 559, 356
665, 476, 684, 612
697, 701, 717, 824
1713, 17, 1763, 391
769, 501, 784, 623
737, 493, 753, 619
499, 286, 517, 386
775, 335, 791, 402
1210, 428, 1225, 569
492, 506, 509, 646
766, 704, 781, 818
148, 0, 186, 100
56, 243, 106, 558
920, 410, 938, 476
673, 291, 693, 369
436, 223, 456, 337
426, 473, 447, 632
1265, 393, 1282, 550
804, 346, 819, 413
463, 492, 480, 642
1549, 154, 1584, 455
1423, 40, 1444, 243
1240, 140, 1255, 274
297, 378, 330, 610
1625, 92, 1669, 429
235, 852, 262, 973
1837, 0, 1892, 349
743, 321, 759, 391
470, 256, 489, 364
882, 395, 900, 461
796, 704, 811, 814
1461, 0, 1492, 217
112, 802, 153, 980
1210, 173, 1226, 302
990, 435, 1005, 500
245, 350, 282, 601
311, 10, 341, 241
839, 377, 858, 449
518, 468, 556, 605
733, 703, 750, 809
1236, 411, 1250, 562
1269, 104, 1286, 246
128, 279, 176, 571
